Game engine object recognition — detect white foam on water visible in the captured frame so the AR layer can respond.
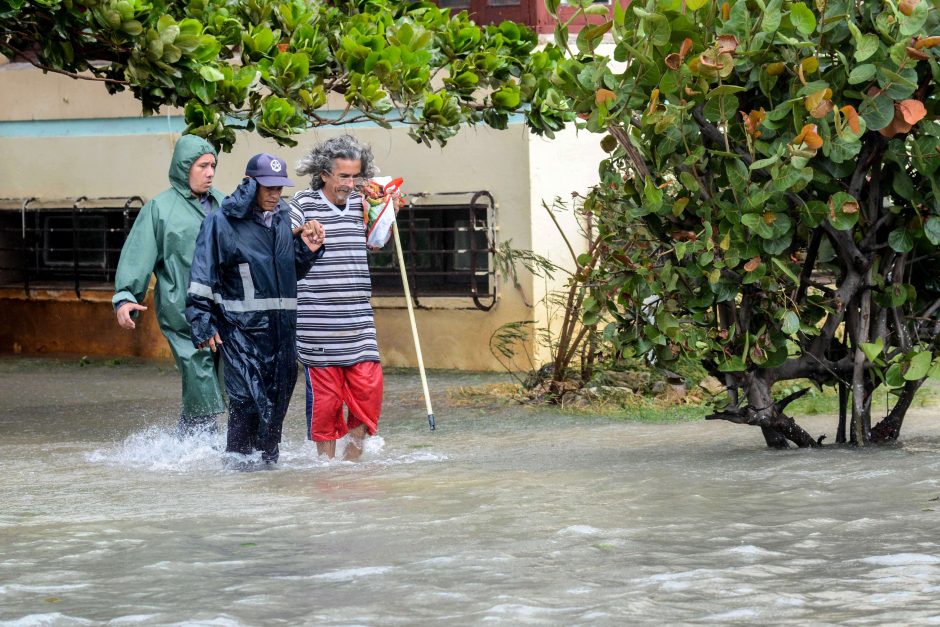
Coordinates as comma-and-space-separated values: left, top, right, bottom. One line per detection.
0, 583, 89, 594
171, 618, 241, 627
2, 614, 94, 627
86, 427, 225, 473
557, 525, 604, 536
309, 566, 396, 582
481, 603, 576, 620
726, 544, 785, 557
701, 608, 761, 621
85, 429, 447, 474
859, 553, 940, 566
106, 615, 160, 625
278, 436, 448, 469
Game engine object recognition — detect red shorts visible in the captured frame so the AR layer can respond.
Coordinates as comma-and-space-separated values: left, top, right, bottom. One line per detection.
304, 362, 383, 441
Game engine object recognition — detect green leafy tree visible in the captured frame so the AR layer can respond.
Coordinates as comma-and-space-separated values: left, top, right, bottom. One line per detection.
546, 0, 940, 446
0, 0, 572, 150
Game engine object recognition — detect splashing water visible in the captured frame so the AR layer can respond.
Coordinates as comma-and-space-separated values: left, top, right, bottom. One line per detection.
86, 426, 446, 474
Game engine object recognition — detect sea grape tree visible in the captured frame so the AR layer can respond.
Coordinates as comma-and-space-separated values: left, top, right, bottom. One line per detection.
0, 0, 573, 150
548, 0, 940, 446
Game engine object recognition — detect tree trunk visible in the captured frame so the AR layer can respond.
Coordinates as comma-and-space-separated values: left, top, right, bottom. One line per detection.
870, 379, 925, 442
706, 375, 821, 448
850, 269, 872, 445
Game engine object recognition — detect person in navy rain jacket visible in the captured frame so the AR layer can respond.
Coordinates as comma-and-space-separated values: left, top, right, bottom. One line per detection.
186, 153, 326, 464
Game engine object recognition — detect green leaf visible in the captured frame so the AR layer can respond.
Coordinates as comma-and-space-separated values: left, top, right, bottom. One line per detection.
847, 64, 876, 85
772, 257, 800, 284
198, 65, 225, 82
781, 310, 800, 334
860, 91, 895, 131
928, 358, 940, 380
888, 228, 914, 253
854, 34, 879, 62
750, 154, 780, 170
899, 0, 928, 37
885, 362, 905, 388
789, 2, 817, 35
725, 158, 749, 191
643, 177, 664, 212
860, 338, 884, 362
904, 351, 932, 381
828, 192, 859, 231
718, 356, 747, 372
924, 217, 940, 245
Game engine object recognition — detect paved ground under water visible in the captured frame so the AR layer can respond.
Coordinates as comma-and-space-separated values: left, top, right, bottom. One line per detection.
2, 356, 940, 625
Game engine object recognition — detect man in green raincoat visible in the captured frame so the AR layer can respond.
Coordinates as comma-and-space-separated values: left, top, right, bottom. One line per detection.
112, 135, 226, 435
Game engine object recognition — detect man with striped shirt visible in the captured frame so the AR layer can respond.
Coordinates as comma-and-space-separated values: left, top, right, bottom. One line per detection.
289, 135, 399, 461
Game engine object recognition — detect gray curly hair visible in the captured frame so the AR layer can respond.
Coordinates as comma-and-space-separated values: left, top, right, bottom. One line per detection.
295, 134, 378, 190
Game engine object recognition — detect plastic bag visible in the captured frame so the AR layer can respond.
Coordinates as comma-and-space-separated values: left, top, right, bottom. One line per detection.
362, 176, 403, 248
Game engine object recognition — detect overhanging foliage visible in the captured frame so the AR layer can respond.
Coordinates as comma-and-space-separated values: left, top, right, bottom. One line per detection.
0, 0, 574, 150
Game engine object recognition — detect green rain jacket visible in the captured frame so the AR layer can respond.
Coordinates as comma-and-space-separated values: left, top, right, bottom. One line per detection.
112, 135, 226, 417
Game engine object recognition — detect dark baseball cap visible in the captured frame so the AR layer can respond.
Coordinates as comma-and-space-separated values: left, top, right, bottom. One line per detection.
245, 153, 294, 187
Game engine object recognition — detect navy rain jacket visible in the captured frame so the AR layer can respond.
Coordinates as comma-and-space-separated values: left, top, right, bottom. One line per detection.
186, 177, 323, 449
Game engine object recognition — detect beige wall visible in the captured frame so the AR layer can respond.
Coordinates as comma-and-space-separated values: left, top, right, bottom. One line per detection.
526, 126, 603, 365
0, 64, 602, 371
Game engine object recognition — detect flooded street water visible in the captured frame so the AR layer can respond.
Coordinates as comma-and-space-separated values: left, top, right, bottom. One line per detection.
2, 357, 940, 625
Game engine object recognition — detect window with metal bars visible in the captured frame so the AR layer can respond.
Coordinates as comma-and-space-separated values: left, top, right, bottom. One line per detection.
0, 197, 143, 296
368, 191, 497, 311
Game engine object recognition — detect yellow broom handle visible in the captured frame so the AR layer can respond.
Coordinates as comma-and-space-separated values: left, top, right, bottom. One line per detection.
392, 221, 436, 430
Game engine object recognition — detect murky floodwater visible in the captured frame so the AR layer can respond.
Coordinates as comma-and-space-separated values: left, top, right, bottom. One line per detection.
2, 357, 940, 625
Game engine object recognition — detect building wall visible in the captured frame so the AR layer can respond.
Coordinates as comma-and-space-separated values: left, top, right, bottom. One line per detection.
0, 63, 602, 371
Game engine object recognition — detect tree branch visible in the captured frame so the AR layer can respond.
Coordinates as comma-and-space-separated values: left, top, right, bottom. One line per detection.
6, 45, 128, 85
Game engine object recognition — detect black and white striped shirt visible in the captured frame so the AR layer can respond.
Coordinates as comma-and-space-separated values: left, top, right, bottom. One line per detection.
289, 188, 380, 367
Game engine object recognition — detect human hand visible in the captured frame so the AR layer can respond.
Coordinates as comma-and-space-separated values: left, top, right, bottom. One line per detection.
300, 220, 325, 252
392, 190, 406, 215
116, 302, 147, 330
198, 332, 223, 352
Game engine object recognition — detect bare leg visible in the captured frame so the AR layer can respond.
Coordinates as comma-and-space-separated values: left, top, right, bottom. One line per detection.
343, 424, 367, 461
316, 439, 336, 459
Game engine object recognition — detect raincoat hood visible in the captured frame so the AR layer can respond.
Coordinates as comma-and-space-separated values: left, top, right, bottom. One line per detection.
168, 135, 218, 198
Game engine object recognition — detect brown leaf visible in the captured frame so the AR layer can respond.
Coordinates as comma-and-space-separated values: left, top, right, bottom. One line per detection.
744, 257, 761, 272
277, 42, 290, 53
899, 0, 919, 16
793, 123, 823, 150
907, 46, 930, 60
647, 88, 660, 114
841, 200, 859, 214
796, 61, 807, 86
898, 99, 927, 125
665, 53, 682, 70
680, 37, 694, 59
595, 88, 616, 106
914, 35, 940, 49
721, 1, 730, 20
741, 108, 766, 138
699, 52, 722, 69
672, 230, 698, 242
879, 117, 903, 138
840, 105, 861, 135
716, 35, 738, 55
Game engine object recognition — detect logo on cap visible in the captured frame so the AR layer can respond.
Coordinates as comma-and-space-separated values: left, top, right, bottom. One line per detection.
270, 159, 282, 173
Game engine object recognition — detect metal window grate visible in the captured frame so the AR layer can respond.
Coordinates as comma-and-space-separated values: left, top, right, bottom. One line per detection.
368, 191, 497, 311
0, 197, 144, 298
